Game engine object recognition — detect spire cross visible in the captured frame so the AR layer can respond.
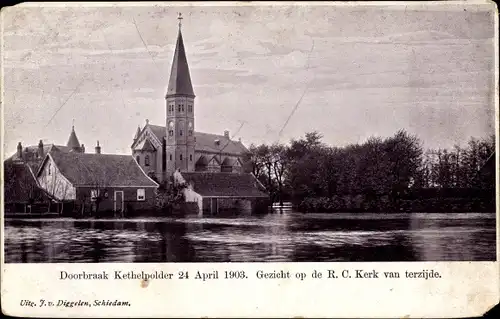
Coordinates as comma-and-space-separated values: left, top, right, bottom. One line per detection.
177, 12, 183, 29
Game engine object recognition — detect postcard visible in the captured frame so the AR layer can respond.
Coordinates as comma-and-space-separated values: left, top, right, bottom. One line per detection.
1, 1, 498, 318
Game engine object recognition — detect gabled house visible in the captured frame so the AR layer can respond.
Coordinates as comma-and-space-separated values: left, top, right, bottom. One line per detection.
3, 158, 54, 214
36, 146, 159, 215
173, 171, 269, 216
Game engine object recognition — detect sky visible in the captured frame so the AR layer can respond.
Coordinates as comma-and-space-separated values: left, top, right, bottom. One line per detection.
2, 2, 497, 156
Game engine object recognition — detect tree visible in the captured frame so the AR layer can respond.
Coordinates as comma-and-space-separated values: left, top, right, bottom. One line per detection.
382, 129, 423, 194
270, 143, 288, 206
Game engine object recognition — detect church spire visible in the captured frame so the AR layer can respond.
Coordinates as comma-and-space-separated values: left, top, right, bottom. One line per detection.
67, 125, 81, 151
166, 13, 195, 98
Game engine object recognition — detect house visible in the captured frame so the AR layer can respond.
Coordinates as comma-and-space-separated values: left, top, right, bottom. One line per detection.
477, 151, 496, 189
3, 158, 54, 214
173, 171, 269, 216
35, 143, 159, 216
130, 14, 248, 183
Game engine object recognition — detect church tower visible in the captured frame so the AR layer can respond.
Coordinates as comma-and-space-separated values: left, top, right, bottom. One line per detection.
165, 13, 196, 177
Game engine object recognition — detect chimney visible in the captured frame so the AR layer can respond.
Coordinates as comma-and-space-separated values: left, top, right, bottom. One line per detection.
38, 140, 44, 158
81, 144, 85, 153
145, 119, 149, 125
224, 130, 229, 138
17, 142, 22, 159
95, 141, 101, 154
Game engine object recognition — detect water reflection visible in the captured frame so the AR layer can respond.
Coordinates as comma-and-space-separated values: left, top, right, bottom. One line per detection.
4, 211, 496, 263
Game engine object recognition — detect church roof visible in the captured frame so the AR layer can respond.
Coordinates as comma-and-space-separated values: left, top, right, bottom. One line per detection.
166, 29, 195, 98
146, 124, 248, 156
41, 148, 158, 187
134, 138, 156, 152
179, 172, 268, 198
67, 126, 81, 149
194, 132, 248, 155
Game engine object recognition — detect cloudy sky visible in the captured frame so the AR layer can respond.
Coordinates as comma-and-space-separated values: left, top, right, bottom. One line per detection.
2, 2, 497, 156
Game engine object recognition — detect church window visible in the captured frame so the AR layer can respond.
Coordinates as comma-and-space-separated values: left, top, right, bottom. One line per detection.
169, 154, 172, 161
168, 121, 174, 137
180, 129, 183, 136
136, 156, 140, 164
180, 154, 183, 161
178, 105, 181, 112
190, 154, 193, 161
145, 155, 150, 167
181, 104, 185, 112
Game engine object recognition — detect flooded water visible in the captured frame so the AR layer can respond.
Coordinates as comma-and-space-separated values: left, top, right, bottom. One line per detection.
3, 211, 497, 263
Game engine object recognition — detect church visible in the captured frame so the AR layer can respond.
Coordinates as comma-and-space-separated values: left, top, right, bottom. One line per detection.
5, 15, 268, 217
131, 14, 248, 183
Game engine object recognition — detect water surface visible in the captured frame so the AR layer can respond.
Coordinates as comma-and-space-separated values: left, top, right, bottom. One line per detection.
4, 211, 497, 262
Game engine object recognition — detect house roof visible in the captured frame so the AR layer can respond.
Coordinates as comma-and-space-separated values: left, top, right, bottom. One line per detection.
44, 148, 158, 187
3, 159, 53, 203
146, 124, 248, 156
166, 29, 195, 98
180, 172, 268, 198
6, 144, 71, 173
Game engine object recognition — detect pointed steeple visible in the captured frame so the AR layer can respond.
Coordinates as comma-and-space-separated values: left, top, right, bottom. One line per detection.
166, 13, 195, 98
67, 125, 81, 150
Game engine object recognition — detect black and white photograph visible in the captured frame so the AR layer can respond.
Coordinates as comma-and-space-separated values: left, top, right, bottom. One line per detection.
2, 2, 497, 263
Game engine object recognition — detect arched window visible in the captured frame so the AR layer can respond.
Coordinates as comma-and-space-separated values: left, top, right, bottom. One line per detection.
168, 121, 174, 137
180, 129, 183, 136
145, 155, 150, 167
169, 154, 172, 161
180, 154, 183, 161
178, 105, 181, 112
190, 154, 193, 161
181, 104, 184, 112
136, 156, 140, 164
188, 122, 193, 136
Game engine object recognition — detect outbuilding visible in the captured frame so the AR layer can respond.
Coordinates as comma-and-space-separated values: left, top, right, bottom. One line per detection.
174, 171, 269, 216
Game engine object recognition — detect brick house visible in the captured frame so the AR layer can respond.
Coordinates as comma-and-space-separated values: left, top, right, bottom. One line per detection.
36, 146, 159, 216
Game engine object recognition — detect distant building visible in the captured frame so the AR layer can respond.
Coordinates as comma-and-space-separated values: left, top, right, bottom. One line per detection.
477, 151, 496, 189
3, 130, 79, 213
131, 15, 247, 183
3, 157, 53, 214
8, 126, 158, 215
